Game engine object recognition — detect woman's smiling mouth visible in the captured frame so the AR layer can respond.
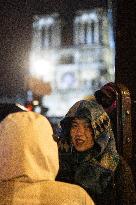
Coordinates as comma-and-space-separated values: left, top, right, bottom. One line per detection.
75, 139, 85, 146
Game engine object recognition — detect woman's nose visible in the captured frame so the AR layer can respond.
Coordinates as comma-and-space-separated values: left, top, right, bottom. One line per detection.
76, 126, 84, 135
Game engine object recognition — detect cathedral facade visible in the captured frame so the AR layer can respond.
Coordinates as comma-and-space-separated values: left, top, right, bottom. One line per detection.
29, 8, 114, 116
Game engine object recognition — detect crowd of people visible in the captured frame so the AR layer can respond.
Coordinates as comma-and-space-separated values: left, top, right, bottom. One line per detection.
0, 82, 135, 205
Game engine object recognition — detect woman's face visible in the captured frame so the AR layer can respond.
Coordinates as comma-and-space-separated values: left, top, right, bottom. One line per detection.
70, 118, 94, 152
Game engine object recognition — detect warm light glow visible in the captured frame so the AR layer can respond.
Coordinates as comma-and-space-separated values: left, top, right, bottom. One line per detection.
33, 100, 39, 106
29, 57, 54, 82
31, 59, 50, 75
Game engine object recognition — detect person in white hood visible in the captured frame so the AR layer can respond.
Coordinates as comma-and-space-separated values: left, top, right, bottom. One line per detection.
0, 111, 94, 205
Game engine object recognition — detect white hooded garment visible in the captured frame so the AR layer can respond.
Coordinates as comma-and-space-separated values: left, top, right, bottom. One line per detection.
0, 112, 94, 205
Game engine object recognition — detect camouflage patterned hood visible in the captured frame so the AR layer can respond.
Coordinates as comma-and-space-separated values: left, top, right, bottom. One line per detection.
60, 99, 119, 171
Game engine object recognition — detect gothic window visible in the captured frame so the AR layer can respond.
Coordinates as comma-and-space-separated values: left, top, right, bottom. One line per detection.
84, 22, 88, 44
74, 11, 98, 46
91, 21, 95, 44
33, 14, 61, 49
98, 18, 103, 45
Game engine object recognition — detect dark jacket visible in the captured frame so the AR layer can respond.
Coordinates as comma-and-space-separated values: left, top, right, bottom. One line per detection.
0, 103, 27, 122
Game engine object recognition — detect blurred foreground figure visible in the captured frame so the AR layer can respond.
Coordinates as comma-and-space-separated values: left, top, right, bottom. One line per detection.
0, 112, 94, 205
94, 82, 116, 114
94, 83, 136, 204
94, 82, 117, 136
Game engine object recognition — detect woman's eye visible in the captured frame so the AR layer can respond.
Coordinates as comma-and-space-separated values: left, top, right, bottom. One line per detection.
71, 123, 78, 128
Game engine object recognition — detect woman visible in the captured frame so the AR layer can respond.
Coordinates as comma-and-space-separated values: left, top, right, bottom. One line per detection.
57, 99, 119, 205
0, 111, 94, 205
